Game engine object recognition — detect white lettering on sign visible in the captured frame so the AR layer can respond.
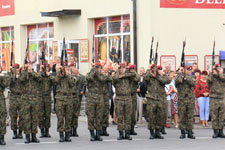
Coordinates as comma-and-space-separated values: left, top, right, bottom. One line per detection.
2, 5, 11, 9
195, 0, 225, 4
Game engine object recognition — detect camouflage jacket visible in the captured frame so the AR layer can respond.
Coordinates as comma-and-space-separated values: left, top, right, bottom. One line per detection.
51, 72, 77, 96
20, 71, 42, 96
102, 73, 113, 97
130, 71, 140, 94
207, 72, 225, 99
144, 69, 171, 100
0, 75, 10, 99
40, 72, 54, 96
175, 73, 196, 100
70, 74, 80, 97
86, 68, 111, 97
9, 72, 22, 94
113, 69, 136, 96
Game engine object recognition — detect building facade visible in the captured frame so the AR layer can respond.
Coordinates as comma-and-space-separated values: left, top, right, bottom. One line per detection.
1, 0, 225, 74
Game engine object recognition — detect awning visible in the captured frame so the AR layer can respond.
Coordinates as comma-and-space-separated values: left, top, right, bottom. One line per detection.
41, 9, 81, 17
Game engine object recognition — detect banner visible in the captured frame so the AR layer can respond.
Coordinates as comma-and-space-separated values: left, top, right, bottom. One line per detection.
160, 55, 176, 71
160, 0, 225, 9
0, 0, 15, 17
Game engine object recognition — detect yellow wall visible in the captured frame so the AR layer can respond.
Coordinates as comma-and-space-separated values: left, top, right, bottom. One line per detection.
1, 0, 225, 74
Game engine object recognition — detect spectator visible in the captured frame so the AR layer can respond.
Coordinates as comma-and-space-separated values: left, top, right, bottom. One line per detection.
194, 71, 210, 127
136, 67, 147, 123
163, 63, 172, 76
193, 68, 201, 118
191, 63, 198, 76
194, 69, 201, 80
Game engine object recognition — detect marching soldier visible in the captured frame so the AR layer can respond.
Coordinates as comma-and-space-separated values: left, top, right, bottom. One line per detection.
0, 67, 10, 145
20, 63, 42, 143
86, 63, 111, 141
39, 64, 53, 138
175, 66, 196, 139
128, 64, 140, 135
9, 64, 23, 139
113, 63, 136, 140
69, 63, 81, 137
144, 65, 171, 140
207, 64, 225, 138
52, 62, 77, 142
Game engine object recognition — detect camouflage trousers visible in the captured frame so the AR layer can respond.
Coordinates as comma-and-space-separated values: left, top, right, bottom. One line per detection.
115, 96, 132, 131
71, 96, 80, 129
22, 96, 40, 134
131, 95, 137, 126
9, 94, 23, 131
39, 96, 51, 129
86, 95, 104, 130
102, 95, 110, 128
147, 99, 165, 130
162, 99, 168, 126
210, 99, 225, 130
0, 98, 7, 135
56, 98, 73, 132
178, 99, 195, 130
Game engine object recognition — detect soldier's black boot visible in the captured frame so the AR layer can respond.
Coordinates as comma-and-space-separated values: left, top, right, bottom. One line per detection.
160, 126, 167, 135
0, 135, 6, 145
130, 126, 138, 135
24, 134, 30, 144
45, 128, 51, 138
95, 130, 103, 141
65, 132, 72, 142
31, 133, 40, 143
102, 127, 109, 136
125, 131, 132, 140
155, 129, 164, 139
212, 129, 218, 138
117, 131, 124, 140
187, 130, 195, 139
12, 130, 17, 139
218, 129, 225, 138
72, 128, 79, 137
59, 132, 64, 142
179, 130, 186, 139
90, 130, 96, 141
40, 128, 45, 138
149, 129, 155, 140
17, 130, 23, 139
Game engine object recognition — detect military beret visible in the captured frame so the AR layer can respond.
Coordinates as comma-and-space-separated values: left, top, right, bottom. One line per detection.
64, 61, 68, 66
187, 66, 192, 70
95, 62, 101, 67
157, 65, 162, 70
69, 63, 75, 67
15, 64, 20, 69
215, 64, 221, 68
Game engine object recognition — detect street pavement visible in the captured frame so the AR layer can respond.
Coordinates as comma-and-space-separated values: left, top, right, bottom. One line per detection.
2, 115, 225, 150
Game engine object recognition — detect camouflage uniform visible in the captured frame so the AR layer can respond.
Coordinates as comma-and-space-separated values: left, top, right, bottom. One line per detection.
130, 71, 140, 134
207, 73, 225, 131
144, 70, 171, 139
9, 72, 23, 138
39, 72, 54, 137
113, 69, 136, 140
175, 73, 196, 139
0, 75, 10, 145
70, 74, 80, 137
86, 68, 111, 141
20, 70, 42, 143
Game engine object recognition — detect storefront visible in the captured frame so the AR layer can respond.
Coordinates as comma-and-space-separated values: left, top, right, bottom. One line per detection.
1, 0, 225, 73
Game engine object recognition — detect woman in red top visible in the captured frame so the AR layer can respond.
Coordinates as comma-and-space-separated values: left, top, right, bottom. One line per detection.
194, 71, 210, 127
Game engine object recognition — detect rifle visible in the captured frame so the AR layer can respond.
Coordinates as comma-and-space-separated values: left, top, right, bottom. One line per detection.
212, 40, 215, 72
92, 35, 95, 63
149, 37, 154, 64
180, 40, 186, 77
40, 41, 47, 74
154, 42, 158, 71
10, 40, 16, 81
24, 38, 29, 64
61, 37, 68, 75
117, 38, 121, 64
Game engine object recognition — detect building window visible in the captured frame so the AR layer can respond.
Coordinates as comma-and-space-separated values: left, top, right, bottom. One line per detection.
94, 15, 131, 65
0, 26, 14, 71
27, 23, 54, 66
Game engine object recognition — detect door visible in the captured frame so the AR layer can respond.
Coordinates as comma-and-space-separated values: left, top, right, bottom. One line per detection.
58, 40, 80, 69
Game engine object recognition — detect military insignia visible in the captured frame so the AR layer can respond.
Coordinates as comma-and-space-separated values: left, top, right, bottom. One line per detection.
167, 0, 187, 5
